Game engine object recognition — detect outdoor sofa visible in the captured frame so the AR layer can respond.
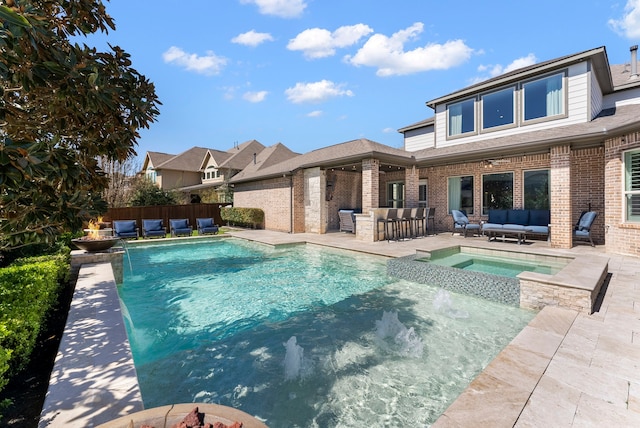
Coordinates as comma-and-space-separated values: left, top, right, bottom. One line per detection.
482, 209, 550, 245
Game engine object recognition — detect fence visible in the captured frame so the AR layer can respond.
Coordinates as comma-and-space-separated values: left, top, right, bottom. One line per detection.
104, 203, 230, 231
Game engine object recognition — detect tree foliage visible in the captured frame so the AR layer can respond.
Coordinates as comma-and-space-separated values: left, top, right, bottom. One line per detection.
0, 0, 160, 249
128, 177, 179, 207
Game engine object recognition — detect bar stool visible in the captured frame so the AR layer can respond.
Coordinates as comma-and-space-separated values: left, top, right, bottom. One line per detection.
377, 208, 398, 242
427, 207, 436, 235
396, 208, 413, 240
412, 207, 425, 237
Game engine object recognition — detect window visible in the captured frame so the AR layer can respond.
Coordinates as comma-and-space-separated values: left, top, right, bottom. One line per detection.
625, 149, 640, 222
523, 73, 564, 121
448, 98, 475, 136
387, 182, 405, 208
482, 173, 513, 215
448, 176, 474, 214
146, 167, 157, 184
418, 179, 428, 208
523, 169, 550, 209
482, 87, 514, 130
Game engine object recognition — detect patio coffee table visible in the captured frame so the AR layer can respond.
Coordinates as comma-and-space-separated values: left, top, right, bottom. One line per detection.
484, 227, 528, 245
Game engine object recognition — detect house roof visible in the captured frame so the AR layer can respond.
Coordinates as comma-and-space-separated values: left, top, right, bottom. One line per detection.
230, 138, 414, 183
218, 139, 267, 170
397, 117, 435, 133
411, 103, 640, 165
145, 146, 212, 172
231, 143, 300, 181
143, 151, 174, 170
199, 149, 233, 170
426, 46, 612, 109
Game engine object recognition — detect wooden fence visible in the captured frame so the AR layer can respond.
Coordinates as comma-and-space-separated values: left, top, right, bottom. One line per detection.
104, 203, 230, 231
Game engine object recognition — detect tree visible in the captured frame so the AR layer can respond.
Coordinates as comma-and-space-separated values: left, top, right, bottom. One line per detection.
98, 156, 140, 208
0, 1, 160, 250
128, 176, 179, 207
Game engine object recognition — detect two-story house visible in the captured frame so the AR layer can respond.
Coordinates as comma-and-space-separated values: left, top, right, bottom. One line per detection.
228, 45, 640, 257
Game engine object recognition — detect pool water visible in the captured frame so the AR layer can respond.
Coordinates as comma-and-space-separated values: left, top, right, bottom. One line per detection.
424, 252, 567, 278
118, 239, 535, 427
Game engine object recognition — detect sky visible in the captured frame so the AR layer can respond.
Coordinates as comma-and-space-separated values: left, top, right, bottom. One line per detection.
83, 0, 640, 162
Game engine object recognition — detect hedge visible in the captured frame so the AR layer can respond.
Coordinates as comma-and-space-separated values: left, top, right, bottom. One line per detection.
0, 254, 69, 393
220, 207, 264, 229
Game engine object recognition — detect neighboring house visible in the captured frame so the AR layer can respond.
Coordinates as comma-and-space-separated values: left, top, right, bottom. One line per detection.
227, 45, 640, 257
141, 140, 267, 201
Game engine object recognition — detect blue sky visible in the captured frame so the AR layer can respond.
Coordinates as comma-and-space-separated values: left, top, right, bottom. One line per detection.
84, 0, 640, 161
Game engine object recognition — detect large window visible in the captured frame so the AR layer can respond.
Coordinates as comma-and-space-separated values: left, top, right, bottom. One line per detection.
523, 73, 564, 121
482, 87, 514, 130
387, 182, 405, 208
482, 172, 513, 215
448, 176, 474, 214
524, 169, 550, 209
625, 149, 640, 222
448, 98, 475, 136
146, 167, 157, 184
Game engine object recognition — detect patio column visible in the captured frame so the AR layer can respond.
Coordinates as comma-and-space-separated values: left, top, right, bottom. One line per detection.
405, 166, 419, 207
361, 158, 379, 212
550, 144, 573, 248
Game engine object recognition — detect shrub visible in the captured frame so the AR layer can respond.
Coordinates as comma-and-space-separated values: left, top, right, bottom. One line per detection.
0, 254, 69, 393
220, 207, 264, 229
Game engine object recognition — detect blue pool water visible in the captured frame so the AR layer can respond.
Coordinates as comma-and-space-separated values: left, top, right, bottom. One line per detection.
118, 239, 535, 427
424, 252, 567, 278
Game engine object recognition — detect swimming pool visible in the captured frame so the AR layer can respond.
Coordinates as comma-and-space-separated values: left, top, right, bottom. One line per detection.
118, 239, 535, 427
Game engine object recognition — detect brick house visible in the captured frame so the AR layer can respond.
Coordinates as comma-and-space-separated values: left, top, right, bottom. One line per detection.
227, 45, 640, 256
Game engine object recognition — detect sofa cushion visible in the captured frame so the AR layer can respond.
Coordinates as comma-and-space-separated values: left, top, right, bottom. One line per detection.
482, 223, 504, 230
529, 209, 550, 226
170, 219, 188, 229
503, 224, 527, 231
143, 219, 163, 231
197, 218, 213, 228
488, 209, 507, 224
114, 220, 136, 234
506, 209, 529, 226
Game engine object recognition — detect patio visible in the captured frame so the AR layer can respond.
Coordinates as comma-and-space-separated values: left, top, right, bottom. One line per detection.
39, 231, 640, 427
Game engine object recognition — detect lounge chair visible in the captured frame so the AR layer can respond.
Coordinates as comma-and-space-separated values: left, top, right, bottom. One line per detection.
196, 218, 219, 235
574, 211, 598, 246
142, 219, 166, 238
452, 209, 481, 237
113, 220, 139, 239
169, 219, 193, 237
338, 210, 356, 233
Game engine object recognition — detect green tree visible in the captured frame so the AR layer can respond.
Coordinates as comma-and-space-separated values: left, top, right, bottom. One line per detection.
0, 1, 160, 250
128, 177, 178, 207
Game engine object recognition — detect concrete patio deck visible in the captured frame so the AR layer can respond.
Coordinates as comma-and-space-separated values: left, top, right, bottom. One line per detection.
39, 230, 640, 427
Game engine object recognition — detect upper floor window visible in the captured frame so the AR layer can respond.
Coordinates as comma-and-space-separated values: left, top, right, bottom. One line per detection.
624, 149, 640, 222
448, 98, 475, 137
523, 73, 564, 121
482, 87, 514, 130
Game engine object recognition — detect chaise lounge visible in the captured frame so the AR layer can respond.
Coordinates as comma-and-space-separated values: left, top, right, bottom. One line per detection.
196, 218, 219, 235
113, 220, 139, 239
142, 219, 166, 239
169, 219, 193, 237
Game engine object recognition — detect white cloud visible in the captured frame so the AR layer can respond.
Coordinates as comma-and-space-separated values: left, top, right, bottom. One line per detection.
243, 91, 269, 103
481, 53, 538, 77
382, 127, 395, 133
609, 0, 640, 39
288, 24, 373, 59
345, 22, 474, 76
232, 30, 275, 47
240, 0, 306, 18
306, 110, 323, 117
162, 46, 227, 75
285, 80, 354, 104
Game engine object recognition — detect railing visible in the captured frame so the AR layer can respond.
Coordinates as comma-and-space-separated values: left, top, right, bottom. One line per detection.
104, 203, 230, 231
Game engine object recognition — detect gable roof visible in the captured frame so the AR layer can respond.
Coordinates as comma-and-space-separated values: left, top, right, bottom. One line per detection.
218, 139, 267, 170
199, 148, 233, 170
426, 46, 612, 109
143, 151, 174, 171
230, 143, 300, 181
230, 138, 414, 183
153, 146, 210, 172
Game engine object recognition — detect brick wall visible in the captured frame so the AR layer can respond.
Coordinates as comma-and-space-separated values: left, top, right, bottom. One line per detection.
233, 175, 293, 232
605, 132, 640, 256
550, 145, 572, 248
571, 147, 605, 245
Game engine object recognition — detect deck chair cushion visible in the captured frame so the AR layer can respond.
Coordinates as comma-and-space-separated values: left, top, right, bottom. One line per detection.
143, 219, 163, 231
170, 219, 189, 230
197, 218, 213, 228
578, 211, 597, 231
114, 220, 136, 234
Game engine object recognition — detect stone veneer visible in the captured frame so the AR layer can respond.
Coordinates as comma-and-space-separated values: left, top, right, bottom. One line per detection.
387, 246, 609, 314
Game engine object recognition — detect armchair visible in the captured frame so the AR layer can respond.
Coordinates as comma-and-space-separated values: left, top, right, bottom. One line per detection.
142, 219, 166, 239
170, 219, 193, 237
113, 220, 139, 239
574, 211, 598, 246
196, 218, 219, 235
451, 210, 481, 237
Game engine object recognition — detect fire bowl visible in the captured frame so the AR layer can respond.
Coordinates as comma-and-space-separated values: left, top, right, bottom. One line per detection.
72, 237, 120, 252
